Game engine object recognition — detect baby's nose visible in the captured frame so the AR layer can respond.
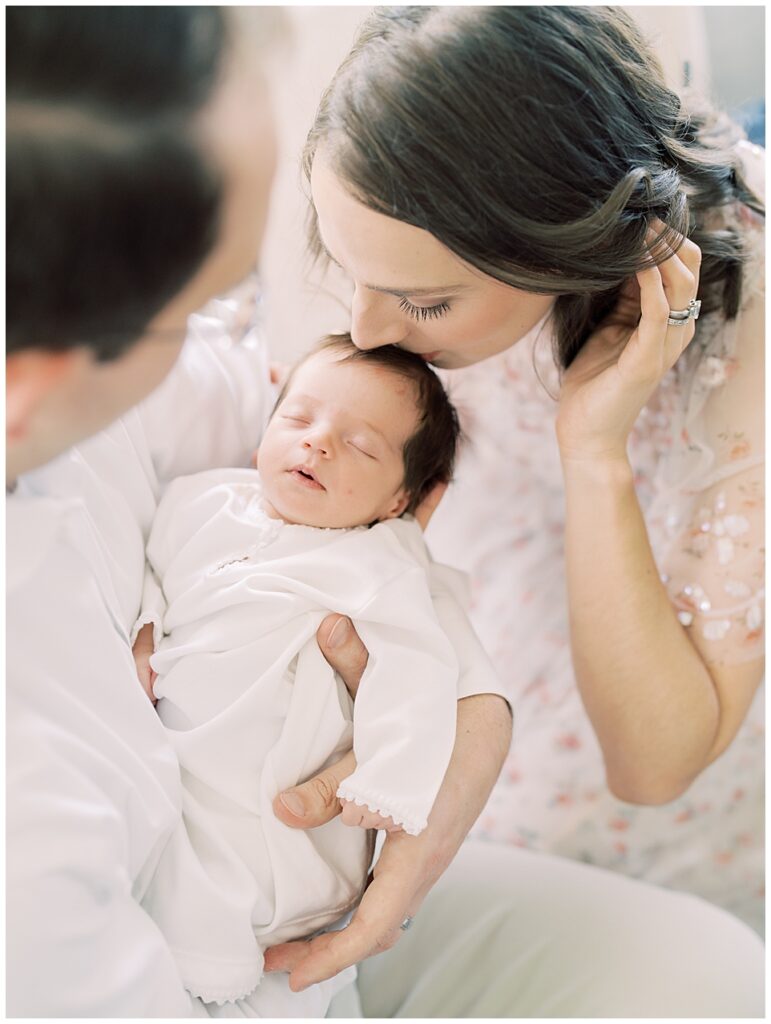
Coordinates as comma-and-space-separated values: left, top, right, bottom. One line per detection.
303, 434, 330, 456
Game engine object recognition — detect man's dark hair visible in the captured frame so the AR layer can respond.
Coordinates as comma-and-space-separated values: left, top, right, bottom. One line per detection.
7, 7, 227, 360
276, 334, 461, 516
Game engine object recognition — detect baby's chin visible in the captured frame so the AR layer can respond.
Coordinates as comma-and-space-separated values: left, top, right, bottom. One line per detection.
260, 483, 371, 530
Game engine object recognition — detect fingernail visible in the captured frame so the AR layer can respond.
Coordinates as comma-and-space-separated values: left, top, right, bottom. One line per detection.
327, 616, 352, 649
279, 791, 306, 818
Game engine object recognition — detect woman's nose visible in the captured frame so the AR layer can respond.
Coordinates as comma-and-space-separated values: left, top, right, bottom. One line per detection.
351, 285, 409, 350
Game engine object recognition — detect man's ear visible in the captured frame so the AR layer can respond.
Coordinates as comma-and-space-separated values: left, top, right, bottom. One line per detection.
6, 349, 79, 441
379, 488, 411, 521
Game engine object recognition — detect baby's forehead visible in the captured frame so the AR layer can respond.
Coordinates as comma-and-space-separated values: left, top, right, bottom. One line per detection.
291, 349, 418, 401
285, 348, 421, 437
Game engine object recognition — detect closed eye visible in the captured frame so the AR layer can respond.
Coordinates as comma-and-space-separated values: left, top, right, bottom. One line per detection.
398, 297, 451, 321
282, 414, 310, 425
350, 441, 377, 460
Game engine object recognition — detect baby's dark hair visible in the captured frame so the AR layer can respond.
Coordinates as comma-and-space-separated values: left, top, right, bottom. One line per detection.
275, 334, 460, 516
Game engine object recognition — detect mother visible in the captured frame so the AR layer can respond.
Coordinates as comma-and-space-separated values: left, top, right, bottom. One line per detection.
269, 1, 765, 1003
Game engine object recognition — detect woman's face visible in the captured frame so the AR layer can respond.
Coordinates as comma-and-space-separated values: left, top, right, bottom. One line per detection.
311, 154, 555, 368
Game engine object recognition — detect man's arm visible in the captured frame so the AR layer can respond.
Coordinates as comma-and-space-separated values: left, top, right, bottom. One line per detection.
265, 614, 511, 991
7, 696, 197, 1017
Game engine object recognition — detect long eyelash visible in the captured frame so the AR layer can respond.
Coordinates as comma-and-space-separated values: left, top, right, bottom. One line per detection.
398, 297, 451, 321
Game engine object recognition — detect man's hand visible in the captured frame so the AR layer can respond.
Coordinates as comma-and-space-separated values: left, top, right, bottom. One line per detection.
264, 823, 441, 991
132, 623, 157, 705
270, 650, 511, 992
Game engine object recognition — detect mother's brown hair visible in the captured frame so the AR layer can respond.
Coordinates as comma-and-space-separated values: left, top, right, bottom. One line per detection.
304, 6, 763, 369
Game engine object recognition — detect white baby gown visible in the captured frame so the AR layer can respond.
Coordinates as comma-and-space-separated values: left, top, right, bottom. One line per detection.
134, 468, 458, 1009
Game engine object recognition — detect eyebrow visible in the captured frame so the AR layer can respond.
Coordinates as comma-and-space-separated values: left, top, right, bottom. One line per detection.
320, 242, 468, 298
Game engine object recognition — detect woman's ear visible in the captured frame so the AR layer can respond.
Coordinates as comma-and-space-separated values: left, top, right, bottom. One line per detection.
250, 447, 260, 469
6, 349, 78, 442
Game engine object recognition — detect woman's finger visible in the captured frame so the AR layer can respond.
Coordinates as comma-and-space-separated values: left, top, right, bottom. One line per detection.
648, 219, 702, 304
621, 264, 694, 386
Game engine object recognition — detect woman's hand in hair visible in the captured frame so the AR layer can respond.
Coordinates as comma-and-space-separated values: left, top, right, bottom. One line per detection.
556, 224, 702, 465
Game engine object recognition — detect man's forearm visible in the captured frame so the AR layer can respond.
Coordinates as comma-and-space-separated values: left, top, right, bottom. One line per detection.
425, 693, 512, 870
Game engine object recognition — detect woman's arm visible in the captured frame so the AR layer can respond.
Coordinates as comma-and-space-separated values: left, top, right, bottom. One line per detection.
557, 225, 764, 804
562, 456, 762, 804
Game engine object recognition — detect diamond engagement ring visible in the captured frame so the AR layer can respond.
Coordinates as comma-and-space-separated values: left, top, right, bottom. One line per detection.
667, 298, 701, 327
400, 916, 414, 931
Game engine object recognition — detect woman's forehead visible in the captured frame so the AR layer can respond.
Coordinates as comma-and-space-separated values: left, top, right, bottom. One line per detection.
310, 153, 471, 293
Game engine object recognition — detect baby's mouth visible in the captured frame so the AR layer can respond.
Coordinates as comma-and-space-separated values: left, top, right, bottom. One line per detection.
289, 465, 326, 491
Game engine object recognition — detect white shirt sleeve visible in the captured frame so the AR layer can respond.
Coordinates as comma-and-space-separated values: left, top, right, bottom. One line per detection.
427, 561, 510, 705
136, 314, 274, 490
7, 696, 195, 1019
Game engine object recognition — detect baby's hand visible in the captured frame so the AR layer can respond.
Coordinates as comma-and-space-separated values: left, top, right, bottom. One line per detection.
132, 623, 158, 706
340, 799, 404, 833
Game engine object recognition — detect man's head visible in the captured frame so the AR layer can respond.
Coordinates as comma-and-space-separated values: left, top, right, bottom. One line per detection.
257, 334, 460, 529
6, 8, 281, 481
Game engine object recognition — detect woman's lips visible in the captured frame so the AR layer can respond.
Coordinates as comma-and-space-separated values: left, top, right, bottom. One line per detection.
418, 351, 441, 362
288, 466, 325, 490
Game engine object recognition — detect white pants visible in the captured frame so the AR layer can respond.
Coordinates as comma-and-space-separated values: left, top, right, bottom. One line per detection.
328, 842, 764, 1018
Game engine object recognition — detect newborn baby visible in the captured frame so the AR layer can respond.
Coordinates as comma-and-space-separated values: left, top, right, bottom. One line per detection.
132, 334, 464, 1011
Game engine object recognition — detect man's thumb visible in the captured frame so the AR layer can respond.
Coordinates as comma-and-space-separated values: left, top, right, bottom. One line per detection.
273, 750, 358, 829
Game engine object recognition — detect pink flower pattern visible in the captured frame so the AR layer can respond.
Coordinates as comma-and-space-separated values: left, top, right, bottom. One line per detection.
427, 141, 765, 934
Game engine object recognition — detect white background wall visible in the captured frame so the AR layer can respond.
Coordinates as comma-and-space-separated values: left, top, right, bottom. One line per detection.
259, 6, 764, 362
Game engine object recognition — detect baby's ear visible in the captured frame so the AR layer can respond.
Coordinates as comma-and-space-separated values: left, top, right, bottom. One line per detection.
380, 489, 411, 521
250, 447, 259, 469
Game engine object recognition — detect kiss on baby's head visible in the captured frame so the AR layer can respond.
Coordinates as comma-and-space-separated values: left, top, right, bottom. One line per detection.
257, 334, 460, 529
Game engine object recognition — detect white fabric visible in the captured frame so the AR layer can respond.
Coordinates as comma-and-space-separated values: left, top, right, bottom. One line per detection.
334, 841, 765, 1018
7, 311, 504, 1017
139, 468, 457, 1003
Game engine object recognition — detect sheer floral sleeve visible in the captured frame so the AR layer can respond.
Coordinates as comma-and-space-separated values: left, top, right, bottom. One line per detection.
639, 141, 765, 668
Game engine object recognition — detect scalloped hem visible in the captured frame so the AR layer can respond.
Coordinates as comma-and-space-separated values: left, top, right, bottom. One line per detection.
336, 783, 427, 836
184, 969, 262, 1007
175, 952, 262, 1007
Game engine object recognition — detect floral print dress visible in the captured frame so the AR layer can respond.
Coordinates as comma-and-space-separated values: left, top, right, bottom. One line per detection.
426, 140, 765, 934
